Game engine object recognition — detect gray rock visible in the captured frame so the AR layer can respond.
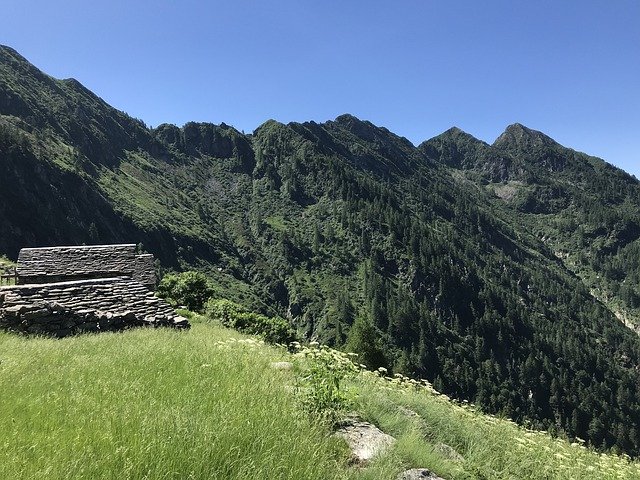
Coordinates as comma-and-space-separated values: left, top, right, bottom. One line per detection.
434, 442, 464, 462
397, 469, 445, 480
22, 308, 49, 320
334, 419, 396, 464
4, 305, 27, 315
173, 316, 190, 328
398, 406, 421, 419
49, 302, 67, 313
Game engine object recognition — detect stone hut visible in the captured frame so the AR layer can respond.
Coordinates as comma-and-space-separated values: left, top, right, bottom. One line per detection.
0, 244, 189, 337
16, 244, 156, 288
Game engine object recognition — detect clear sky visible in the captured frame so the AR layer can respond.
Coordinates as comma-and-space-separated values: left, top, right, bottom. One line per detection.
3, 1, 640, 175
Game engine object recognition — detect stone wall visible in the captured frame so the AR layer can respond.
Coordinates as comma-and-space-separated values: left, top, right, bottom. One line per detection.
0, 277, 189, 337
16, 244, 157, 289
132, 253, 157, 289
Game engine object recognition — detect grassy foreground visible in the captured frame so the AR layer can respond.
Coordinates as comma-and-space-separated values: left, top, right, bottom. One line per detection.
0, 323, 347, 479
1, 319, 639, 479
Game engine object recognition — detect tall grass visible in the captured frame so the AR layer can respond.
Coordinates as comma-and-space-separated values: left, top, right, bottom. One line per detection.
352, 373, 640, 479
2, 320, 639, 479
0, 324, 348, 479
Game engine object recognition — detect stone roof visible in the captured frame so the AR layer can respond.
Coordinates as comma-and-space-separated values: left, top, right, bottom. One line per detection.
16, 244, 156, 288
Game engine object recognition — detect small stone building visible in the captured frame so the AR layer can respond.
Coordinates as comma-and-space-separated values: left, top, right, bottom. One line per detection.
16, 244, 156, 288
0, 244, 189, 336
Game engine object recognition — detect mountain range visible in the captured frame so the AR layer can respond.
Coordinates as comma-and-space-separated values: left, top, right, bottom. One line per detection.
2, 44, 640, 455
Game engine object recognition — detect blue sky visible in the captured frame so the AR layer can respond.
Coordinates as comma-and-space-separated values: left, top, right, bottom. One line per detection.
4, 1, 640, 175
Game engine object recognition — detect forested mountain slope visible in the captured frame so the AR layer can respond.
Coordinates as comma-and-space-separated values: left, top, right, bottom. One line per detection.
422, 123, 640, 331
2, 44, 640, 455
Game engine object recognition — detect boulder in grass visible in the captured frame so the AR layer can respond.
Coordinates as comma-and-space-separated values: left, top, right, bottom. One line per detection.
435, 442, 464, 462
397, 469, 446, 480
334, 418, 396, 464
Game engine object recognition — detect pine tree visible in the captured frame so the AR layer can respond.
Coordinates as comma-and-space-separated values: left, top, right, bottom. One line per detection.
345, 312, 388, 369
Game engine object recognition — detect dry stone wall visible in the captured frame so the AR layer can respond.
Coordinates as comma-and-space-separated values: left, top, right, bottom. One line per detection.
16, 244, 157, 289
0, 277, 189, 337
131, 253, 156, 289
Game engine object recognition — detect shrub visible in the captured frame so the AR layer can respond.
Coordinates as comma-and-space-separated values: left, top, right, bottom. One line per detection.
205, 299, 297, 344
293, 343, 359, 422
205, 298, 250, 322
157, 271, 215, 312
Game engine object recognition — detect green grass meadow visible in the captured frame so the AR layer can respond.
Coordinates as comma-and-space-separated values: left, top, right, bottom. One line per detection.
353, 374, 640, 479
1, 319, 639, 479
0, 323, 347, 479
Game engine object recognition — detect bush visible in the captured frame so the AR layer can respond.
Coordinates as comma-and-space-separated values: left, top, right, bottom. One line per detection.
293, 343, 359, 422
205, 299, 297, 344
157, 271, 215, 312
205, 298, 250, 321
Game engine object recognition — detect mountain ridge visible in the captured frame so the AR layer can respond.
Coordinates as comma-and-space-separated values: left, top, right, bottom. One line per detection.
3, 45, 640, 456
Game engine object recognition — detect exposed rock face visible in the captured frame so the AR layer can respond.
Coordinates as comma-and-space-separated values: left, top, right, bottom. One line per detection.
334, 418, 396, 464
0, 277, 189, 336
152, 122, 256, 173
16, 244, 156, 289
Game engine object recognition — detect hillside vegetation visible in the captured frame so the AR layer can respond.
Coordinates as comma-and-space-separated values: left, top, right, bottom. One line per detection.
3, 44, 640, 456
0, 321, 638, 479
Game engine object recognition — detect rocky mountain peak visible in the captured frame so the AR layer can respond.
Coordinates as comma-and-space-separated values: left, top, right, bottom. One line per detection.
442, 126, 465, 136
493, 123, 558, 151
333, 113, 363, 125
331, 113, 381, 139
